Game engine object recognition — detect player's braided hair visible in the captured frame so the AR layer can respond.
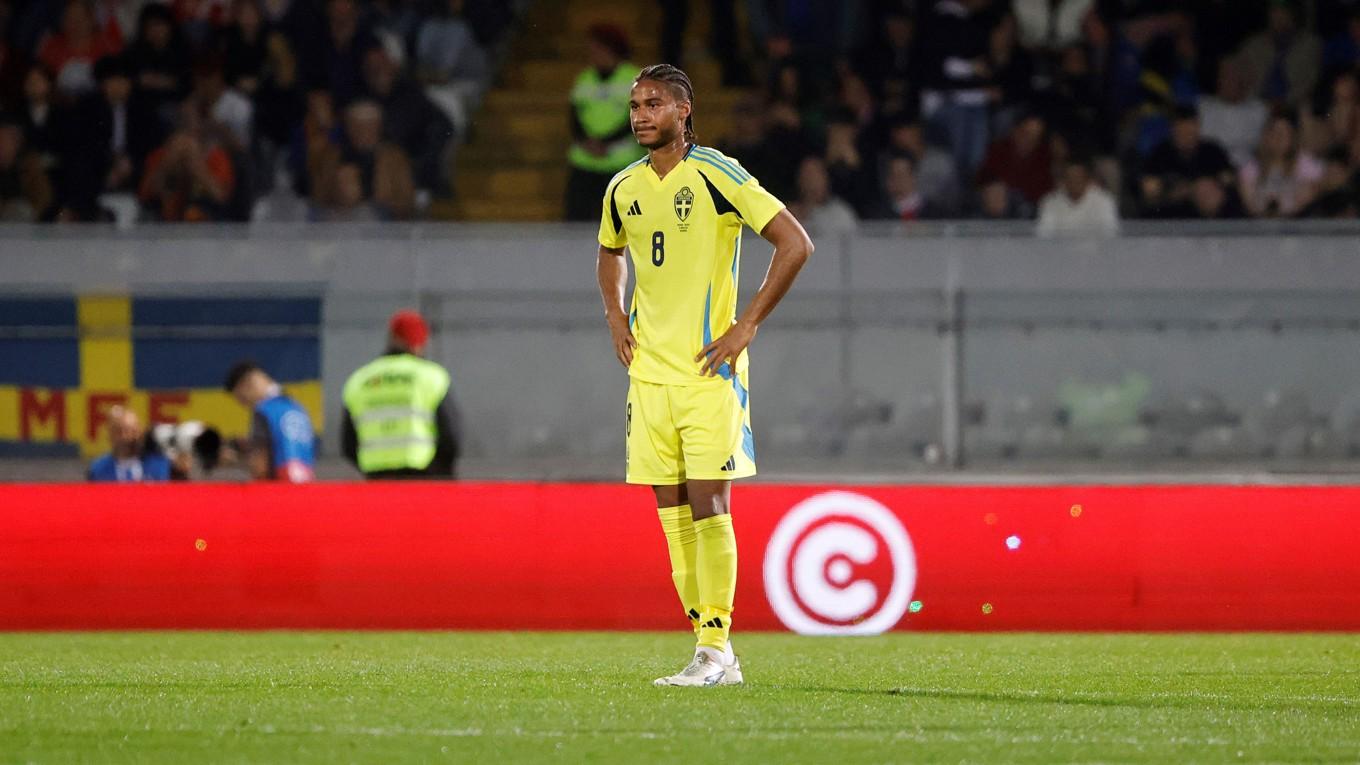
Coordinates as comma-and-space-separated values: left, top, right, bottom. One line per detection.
636, 64, 696, 142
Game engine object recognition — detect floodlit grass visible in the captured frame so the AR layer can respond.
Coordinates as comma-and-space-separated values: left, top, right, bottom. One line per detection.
1, 632, 1356, 763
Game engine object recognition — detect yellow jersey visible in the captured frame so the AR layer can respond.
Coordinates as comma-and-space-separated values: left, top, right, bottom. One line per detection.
598, 144, 786, 385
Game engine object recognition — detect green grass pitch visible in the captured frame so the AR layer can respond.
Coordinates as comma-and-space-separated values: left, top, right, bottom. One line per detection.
1, 632, 1357, 763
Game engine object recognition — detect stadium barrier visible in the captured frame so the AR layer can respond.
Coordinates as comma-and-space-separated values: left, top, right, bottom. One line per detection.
3, 482, 1358, 631
10, 226, 1360, 473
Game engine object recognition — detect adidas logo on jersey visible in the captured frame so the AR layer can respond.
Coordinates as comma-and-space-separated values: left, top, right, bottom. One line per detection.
719, 457, 736, 472
626, 200, 642, 216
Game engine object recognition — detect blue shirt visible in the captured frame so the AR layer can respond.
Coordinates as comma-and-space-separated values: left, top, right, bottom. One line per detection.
88, 451, 172, 482
252, 394, 316, 482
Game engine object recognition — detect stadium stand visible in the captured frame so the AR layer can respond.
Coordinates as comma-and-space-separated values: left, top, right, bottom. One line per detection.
3, 1, 1360, 222
448, 0, 743, 220
7, 0, 1360, 481
0, 0, 525, 223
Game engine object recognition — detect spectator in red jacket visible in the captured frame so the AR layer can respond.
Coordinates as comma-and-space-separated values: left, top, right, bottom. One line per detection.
976, 111, 1053, 207
139, 102, 236, 221
37, 0, 121, 97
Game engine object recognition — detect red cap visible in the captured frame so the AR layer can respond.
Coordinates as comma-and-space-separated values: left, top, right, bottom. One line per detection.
388, 309, 429, 350
587, 23, 631, 59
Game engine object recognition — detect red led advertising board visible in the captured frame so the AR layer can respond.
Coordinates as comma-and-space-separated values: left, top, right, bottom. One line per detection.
2, 483, 1357, 631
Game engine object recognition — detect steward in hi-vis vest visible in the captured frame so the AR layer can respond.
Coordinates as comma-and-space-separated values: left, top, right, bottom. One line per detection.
565, 23, 646, 220
341, 310, 459, 479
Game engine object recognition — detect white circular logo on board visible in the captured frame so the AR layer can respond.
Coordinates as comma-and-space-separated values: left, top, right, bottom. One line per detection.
763, 491, 916, 635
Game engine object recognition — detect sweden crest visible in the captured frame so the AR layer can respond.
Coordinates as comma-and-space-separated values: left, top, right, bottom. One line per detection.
674, 186, 694, 221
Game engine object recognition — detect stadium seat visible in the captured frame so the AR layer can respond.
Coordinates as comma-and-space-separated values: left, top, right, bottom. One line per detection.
1099, 424, 1179, 461
1243, 388, 1316, 456
1187, 425, 1261, 460
1274, 424, 1342, 460
97, 193, 140, 229
1015, 423, 1086, 460
1328, 389, 1360, 456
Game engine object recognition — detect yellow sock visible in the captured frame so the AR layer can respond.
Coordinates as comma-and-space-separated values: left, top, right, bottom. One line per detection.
694, 513, 737, 651
656, 505, 701, 634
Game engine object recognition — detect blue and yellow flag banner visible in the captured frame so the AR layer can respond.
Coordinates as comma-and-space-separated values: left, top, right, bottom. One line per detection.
0, 295, 323, 458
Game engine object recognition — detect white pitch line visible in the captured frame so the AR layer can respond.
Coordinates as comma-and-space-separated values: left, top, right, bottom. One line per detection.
888, 687, 1358, 706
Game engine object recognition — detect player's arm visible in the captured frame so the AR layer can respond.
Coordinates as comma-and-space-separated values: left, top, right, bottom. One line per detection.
597, 244, 637, 368
698, 209, 813, 376
247, 449, 270, 480
340, 408, 358, 467
246, 412, 272, 480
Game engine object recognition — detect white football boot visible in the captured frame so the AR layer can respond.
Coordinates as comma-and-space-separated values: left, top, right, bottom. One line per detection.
653, 649, 726, 687
719, 642, 744, 686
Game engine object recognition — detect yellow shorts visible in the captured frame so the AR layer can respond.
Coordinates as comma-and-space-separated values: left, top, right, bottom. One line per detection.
625, 370, 757, 485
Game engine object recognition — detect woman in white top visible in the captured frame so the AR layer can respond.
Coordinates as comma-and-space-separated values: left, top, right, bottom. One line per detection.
1239, 110, 1323, 217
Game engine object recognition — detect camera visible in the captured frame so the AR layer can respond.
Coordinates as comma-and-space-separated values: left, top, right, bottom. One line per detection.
147, 421, 225, 472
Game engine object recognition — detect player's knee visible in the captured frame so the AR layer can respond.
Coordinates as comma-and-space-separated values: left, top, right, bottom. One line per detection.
688, 495, 729, 521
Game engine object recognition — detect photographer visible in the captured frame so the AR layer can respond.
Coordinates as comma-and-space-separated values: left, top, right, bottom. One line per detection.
147, 420, 226, 479
224, 360, 317, 483
87, 406, 177, 482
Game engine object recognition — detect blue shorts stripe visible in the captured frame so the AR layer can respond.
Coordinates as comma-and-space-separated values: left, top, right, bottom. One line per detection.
733, 370, 754, 460
731, 371, 749, 409
703, 283, 734, 380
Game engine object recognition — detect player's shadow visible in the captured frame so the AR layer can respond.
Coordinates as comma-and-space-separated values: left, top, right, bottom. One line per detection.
786, 686, 1345, 713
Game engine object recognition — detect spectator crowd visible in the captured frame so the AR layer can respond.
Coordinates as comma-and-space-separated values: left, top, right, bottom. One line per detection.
6, 0, 1360, 230
0, 0, 513, 222
707, 0, 1360, 234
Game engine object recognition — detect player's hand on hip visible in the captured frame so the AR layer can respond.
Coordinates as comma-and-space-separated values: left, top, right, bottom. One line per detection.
697, 320, 756, 377
607, 312, 638, 368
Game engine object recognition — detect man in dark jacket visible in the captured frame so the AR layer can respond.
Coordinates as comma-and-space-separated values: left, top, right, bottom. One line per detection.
361, 46, 454, 194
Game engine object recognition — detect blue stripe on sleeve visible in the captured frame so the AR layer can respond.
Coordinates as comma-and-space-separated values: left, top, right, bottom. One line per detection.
611, 157, 648, 183
692, 147, 750, 182
691, 155, 743, 185
693, 147, 750, 179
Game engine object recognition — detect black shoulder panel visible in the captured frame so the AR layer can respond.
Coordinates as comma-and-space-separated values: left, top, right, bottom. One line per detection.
608, 179, 624, 235
696, 169, 741, 221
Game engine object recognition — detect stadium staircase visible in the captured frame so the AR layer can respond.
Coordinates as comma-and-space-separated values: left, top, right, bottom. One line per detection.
444, 1, 747, 221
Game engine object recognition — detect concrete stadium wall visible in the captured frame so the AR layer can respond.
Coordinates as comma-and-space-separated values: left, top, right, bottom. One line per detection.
4, 224, 1360, 476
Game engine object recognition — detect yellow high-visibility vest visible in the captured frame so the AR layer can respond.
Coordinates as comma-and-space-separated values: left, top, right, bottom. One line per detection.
342, 354, 450, 473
